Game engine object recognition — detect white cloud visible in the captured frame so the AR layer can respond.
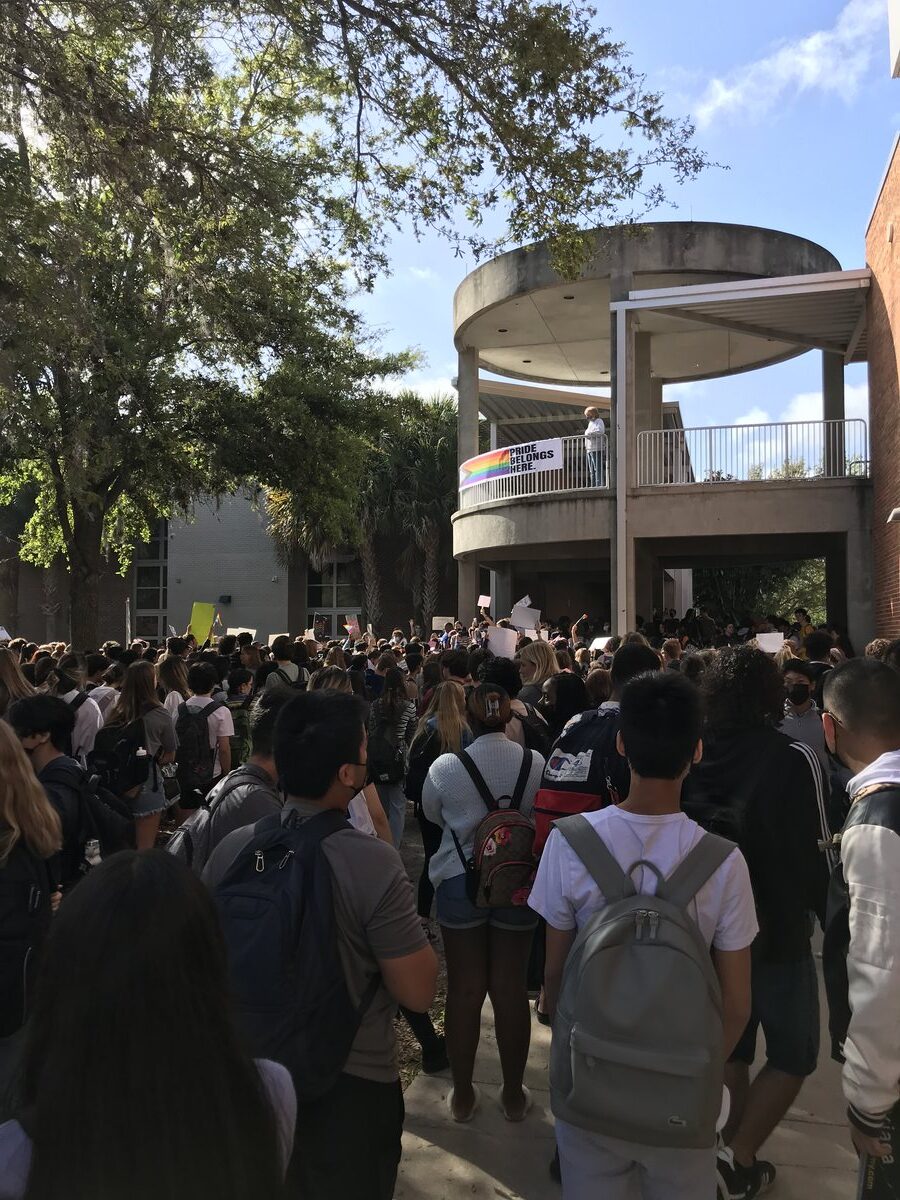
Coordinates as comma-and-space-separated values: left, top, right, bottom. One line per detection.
734, 405, 772, 425
407, 266, 440, 284
694, 0, 885, 128
380, 374, 455, 398
780, 380, 869, 423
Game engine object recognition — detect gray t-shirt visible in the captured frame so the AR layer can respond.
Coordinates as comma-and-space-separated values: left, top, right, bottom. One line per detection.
203, 799, 427, 1083
141, 704, 178, 759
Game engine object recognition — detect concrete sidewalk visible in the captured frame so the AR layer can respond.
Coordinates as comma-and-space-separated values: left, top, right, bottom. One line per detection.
396, 966, 858, 1199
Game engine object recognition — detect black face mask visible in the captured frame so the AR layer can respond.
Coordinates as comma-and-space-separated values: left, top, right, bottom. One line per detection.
786, 684, 811, 706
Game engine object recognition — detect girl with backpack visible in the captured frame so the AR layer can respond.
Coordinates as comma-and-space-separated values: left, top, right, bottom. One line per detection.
405, 682, 473, 920
422, 684, 544, 1124
0, 723, 60, 1100
367, 667, 416, 847
0, 850, 295, 1199
102, 662, 177, 850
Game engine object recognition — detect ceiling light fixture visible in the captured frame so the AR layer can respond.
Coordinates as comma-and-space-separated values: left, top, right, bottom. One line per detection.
563, 294, 575, 300
497, 328, 508, 333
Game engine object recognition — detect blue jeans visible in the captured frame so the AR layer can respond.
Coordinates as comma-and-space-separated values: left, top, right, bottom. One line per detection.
587, 449, 604, 487
376, 782, 407, 848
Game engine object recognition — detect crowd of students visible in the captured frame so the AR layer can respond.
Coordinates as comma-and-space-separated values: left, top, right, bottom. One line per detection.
0, 611, 898, 1199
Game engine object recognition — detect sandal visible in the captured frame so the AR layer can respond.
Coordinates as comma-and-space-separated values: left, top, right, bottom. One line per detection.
447, 1084, 481, 1123
498, 1084, 532, 1123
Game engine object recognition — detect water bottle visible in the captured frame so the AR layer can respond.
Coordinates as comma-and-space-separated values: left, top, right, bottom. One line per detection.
85, 839, 102, 869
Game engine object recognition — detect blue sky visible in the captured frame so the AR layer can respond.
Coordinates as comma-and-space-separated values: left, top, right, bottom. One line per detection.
357, 0, 896, 431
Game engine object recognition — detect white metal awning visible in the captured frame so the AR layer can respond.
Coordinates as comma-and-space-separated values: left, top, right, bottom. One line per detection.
620, 269, 870, 365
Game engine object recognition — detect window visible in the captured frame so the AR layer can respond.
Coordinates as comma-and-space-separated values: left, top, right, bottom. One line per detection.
307, 557, 362, 640
133, 519, 168, 643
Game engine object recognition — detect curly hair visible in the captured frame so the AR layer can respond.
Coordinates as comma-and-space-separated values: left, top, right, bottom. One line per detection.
700, 645, 784, 733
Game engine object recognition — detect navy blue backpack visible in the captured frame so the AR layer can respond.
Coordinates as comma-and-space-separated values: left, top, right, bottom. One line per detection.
213, 807, 378, 1100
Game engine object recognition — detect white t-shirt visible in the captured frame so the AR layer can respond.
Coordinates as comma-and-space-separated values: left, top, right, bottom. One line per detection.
61, 690, 104, 765
584, 416, 605, 451
529, 806, 758, 952
185, 695, 235, 778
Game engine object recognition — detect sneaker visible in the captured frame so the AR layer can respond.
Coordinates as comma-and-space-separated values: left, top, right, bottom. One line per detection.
716, 1147, 761, 1200
753, 1159, 776, 1193
421, 1036, 449, 1075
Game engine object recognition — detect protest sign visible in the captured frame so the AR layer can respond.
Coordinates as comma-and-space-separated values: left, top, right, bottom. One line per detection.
756, 632, 785, 655
432, 616, 455, 631
510, 604, 541, 631
344, 615, 361, 639
189, 603, 216, 643
590, 637, 612, 651
268, 633, 289, 647
487, 626, 518, 658
477, 595, 492, 609
459, 439, 563, 491
514, 594, 532, 608
0, 626, 10, 641
226, 627, 257, 639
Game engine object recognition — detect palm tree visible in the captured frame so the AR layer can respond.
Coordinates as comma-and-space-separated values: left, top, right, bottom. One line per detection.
389, 393, 458, 632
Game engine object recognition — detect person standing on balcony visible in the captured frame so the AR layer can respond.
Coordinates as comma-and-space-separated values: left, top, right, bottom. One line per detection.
583, 406, 606, 487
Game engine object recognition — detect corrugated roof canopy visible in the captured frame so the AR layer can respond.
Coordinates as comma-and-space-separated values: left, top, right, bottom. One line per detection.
624, 269, 869, 365
476, 380, 682, 445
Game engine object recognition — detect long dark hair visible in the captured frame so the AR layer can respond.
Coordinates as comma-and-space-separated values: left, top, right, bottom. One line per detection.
379, 666, 409, 714
21, 852, 283, 1200
107, 660, 163, 726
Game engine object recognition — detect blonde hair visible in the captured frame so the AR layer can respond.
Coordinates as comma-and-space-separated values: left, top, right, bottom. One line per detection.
415, 681, 469, 753
774, 643, 797, 670
0, 648, 36, 704
0, 722, 62, 864
518, 640, 560, 686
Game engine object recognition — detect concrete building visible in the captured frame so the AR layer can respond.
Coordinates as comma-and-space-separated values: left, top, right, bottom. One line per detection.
452, 222, 874, 649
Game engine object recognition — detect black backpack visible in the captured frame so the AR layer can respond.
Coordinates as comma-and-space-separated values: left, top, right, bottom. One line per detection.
368, 705, 406, 785
40, 760, 135, 860
404, 728, 441, 812
510, 702, 552, 758
87, 718, 151, 798
273, 667, 307, 692
175, 700, 224, 805
214, 808, 378, 1100
0, 843, 53, 1038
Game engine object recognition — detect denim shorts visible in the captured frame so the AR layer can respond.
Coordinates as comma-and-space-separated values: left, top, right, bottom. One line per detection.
435, 874, 538, 933
731, 950, 820, 1077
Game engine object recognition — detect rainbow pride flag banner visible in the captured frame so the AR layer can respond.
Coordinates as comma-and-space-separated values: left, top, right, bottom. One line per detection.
458, 438, 563, 491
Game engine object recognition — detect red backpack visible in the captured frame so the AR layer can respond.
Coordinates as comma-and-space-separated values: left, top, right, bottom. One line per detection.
450, 749, 536, 908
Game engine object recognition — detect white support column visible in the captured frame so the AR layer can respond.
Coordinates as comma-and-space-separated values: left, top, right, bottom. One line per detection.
614, 305, 632, 633
457, 346, 479, 466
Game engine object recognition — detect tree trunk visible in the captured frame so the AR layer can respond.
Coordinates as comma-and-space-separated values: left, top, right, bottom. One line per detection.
358, 537, 382, 632
0, 544, 20, 634
421, 532, 439, 633
68, 509, 104, 649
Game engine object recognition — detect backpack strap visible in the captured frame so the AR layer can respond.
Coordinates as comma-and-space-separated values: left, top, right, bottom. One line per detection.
454, 751, 498, 812
656, 833, 736, 910
556, 813, 635, 903
509, 748, 533, 812
202, 699, 226, 716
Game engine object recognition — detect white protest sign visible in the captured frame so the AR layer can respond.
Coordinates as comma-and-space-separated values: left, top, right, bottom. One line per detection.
168, 624, 178, 637
432, 616, 455, 631
268, 633, 289, 647
0, 626, 10, 640
487, 626, 518, 659
477, 594, 492, 609
510, 604, 541, 631
590, 637, 612, 651
226, 627, 257, 638
523, 628, 538, 640
514, 594, 532, 608
756, 632, 785, 655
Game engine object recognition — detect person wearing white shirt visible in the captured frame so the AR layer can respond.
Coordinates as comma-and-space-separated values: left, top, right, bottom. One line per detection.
60, 690, 103, 765
583, 406, 606, 488
530, 671, 756, 1200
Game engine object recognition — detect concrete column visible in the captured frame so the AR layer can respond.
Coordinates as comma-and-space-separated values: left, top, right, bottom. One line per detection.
822, 351, 846, 477
631, 331, 656, 485
457, 559, 481, 624
610, 272, 633, 635
490, 563, 514, 621
633, 542, 656, 630
846, 527, 875, 653
457, 346, 480, 467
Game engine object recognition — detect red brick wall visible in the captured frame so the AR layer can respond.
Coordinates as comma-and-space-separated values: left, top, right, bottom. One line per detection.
867, 140, 900, 638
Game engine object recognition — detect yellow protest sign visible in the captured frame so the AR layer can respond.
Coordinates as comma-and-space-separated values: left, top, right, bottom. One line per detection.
189, 602, 216, 643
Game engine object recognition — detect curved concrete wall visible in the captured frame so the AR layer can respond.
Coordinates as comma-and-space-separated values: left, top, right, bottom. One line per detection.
454, 221, 841, 343
453, 492, 614, 562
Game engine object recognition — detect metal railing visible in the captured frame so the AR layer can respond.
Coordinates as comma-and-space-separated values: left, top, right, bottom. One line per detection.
458, 434, 609, 509
637, 420, 869, 487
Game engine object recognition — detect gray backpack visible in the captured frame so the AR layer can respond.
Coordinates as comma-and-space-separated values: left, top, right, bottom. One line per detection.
549, 814, 735, 1150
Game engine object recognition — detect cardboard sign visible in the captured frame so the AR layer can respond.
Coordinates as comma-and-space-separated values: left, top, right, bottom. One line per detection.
523, 628, 538, 640
477, 595, 492, 609
268, 633, 289, 647
344, 615, 361, 639
168, 624, 178, 637
487, 626, 518, 659
226, 627, 257, 639
590, 637, 612, 651
756, 632, 785, 655
432, 616, 455, 632
189, 602, 216, 643
510, 603, 541, 631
